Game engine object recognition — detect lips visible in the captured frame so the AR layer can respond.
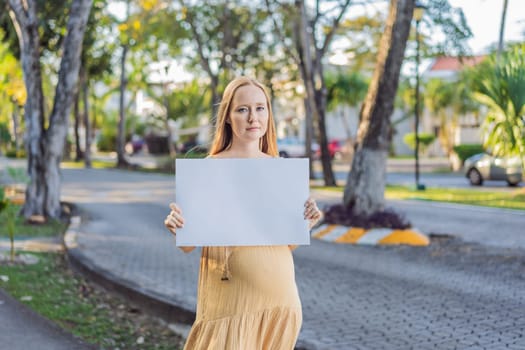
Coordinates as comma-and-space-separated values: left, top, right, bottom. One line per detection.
246, 127, 260, 131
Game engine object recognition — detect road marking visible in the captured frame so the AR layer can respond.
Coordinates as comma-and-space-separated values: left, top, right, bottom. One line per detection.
356, 228, 393, 245
319, 225, 350, 241
311, 225, 430, 246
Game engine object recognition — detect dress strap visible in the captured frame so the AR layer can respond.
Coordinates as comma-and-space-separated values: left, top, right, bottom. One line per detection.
221, 246, 233, 281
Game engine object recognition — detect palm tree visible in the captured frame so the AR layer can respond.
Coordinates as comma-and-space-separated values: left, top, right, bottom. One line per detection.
497, 0, 509, 59
472, 44, 525, 169
325, 70, 369, 140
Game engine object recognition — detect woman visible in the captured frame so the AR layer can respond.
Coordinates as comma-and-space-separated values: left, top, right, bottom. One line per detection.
165, 76, 322, 350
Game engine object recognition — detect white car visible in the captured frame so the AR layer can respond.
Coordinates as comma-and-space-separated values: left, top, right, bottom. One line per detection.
277, 137, 319, 158
464, 153, 522, 186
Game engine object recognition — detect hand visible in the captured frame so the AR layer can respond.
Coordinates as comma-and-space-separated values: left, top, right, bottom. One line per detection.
164, 203, 185, 236
304, 197, 322, 228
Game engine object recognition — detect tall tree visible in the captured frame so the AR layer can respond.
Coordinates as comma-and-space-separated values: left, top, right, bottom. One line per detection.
472, 44, 525, 170
325, 70, 369, 139
76, 0, 114, 168
497, 0, 509, 58
266, 0, 351, 186
178, 1, 268, 120
116, 0, 132, 167
7, 0, 92, 218
114, 0, 186, 165
343, 0, 414, 217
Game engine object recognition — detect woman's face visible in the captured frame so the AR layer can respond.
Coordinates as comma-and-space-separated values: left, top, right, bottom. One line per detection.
228, 84, 269, 145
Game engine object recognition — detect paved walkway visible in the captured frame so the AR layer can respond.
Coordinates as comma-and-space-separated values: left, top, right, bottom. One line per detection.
0, 288, 96, 350
58, 168, 525, 349
2, 157, 524, 349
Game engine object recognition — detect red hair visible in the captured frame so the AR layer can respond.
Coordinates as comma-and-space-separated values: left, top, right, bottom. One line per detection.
209, 77, 278, 157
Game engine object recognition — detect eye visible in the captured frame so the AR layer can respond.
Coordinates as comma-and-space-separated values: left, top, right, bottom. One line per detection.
256, 106, 266, 111
237, 107, 248, 113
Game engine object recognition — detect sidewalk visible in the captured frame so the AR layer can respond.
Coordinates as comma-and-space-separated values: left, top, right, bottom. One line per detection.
59, 167, 525, 350
0, 287, 96, 350
2, 159, 524, 349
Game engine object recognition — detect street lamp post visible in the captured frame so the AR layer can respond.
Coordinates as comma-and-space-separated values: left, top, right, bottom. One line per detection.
414, 2, 426, 191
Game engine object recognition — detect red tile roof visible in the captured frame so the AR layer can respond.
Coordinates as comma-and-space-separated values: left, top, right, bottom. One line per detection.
429, 56, 486, 71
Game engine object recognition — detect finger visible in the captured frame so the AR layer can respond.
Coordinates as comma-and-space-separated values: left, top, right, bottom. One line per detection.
304, 203, 318, 215
168, 215, 184, 228
169, 211, 185, 225
304, 197, 314, 207
308, 208, 319, 219
304, 206, 315, 219
306, 206, 321, 219
164, 220, 177, 235
169, 203, 182, 214
303, 206, 313, 217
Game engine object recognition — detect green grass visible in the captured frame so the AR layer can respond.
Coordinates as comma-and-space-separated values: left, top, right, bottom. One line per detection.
0, 204, 66, 238
313, 185, 525, 211
61, 160, 116, 169
0, 252, 183, 349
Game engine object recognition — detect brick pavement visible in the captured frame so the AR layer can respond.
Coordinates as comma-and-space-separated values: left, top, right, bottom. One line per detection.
61, 168, 525, 350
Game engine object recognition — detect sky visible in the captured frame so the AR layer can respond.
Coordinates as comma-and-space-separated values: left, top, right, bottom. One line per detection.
449, 0, 524, 54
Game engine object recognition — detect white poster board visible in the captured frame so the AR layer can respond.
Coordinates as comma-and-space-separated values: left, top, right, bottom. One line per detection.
175, 158, 310, 246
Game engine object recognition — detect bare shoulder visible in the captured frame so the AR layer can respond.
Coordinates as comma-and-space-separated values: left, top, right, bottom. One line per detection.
207, 152, 229, 159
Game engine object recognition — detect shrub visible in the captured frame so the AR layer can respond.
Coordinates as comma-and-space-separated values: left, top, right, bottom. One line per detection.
5, 148, 26, 158
403, 132, 436, 154
323, 203, 411, 229
97, 132, 117, 152
452, 144, 485, 163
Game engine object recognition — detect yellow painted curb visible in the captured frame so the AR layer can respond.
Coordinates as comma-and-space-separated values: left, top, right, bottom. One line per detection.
335, 227, 366, 243
311, 224, 429, 246
378, 229, 429, 246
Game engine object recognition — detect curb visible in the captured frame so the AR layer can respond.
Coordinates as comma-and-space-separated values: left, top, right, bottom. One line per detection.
63, 215, 196, 326
311, 224, 430, 246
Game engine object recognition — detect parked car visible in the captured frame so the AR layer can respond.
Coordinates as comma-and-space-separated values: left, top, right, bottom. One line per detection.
277, 137, 319, 158
464, 153, 522, 186
315, 139, 352, 160
125, 135, 145, 155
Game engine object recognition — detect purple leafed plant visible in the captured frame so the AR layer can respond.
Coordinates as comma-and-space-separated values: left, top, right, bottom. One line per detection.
322, 203, 411, 229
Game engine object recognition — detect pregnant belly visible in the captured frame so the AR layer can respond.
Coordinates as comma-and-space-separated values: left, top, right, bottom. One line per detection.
229, 246, 299, 301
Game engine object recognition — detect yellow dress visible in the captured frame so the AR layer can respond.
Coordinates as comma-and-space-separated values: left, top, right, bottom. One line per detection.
183, 246, 302, 350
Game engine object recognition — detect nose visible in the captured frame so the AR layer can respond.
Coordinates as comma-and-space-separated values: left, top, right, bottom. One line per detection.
247, 109, 255, 122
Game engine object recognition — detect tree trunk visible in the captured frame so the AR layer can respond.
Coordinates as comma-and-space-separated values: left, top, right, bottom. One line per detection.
8, 0, 92, 218
11, 102, 21, 152
295, 0, 335, 186
295, 0, 316, 179
8, 0, 47, 217
210, 75, 220, 125
340, 108, 353, 140
82, 67, 92, 168
314, 63, 336, 186
44, 0, 93, 218
162, 85, 177, 158
117, 43, 129, 167
73, 85, 83, 161
303, 97, 315, 179
497, 0, 509, 59
344, 0, 414, 217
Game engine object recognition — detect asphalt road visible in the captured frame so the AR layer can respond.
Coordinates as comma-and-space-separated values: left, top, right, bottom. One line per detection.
312, 190, 525, 250
58, 168, 525, 349
314, 167, 523, 190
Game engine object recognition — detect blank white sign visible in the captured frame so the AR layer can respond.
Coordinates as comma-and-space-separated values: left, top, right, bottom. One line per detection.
175, 158, 310, 246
